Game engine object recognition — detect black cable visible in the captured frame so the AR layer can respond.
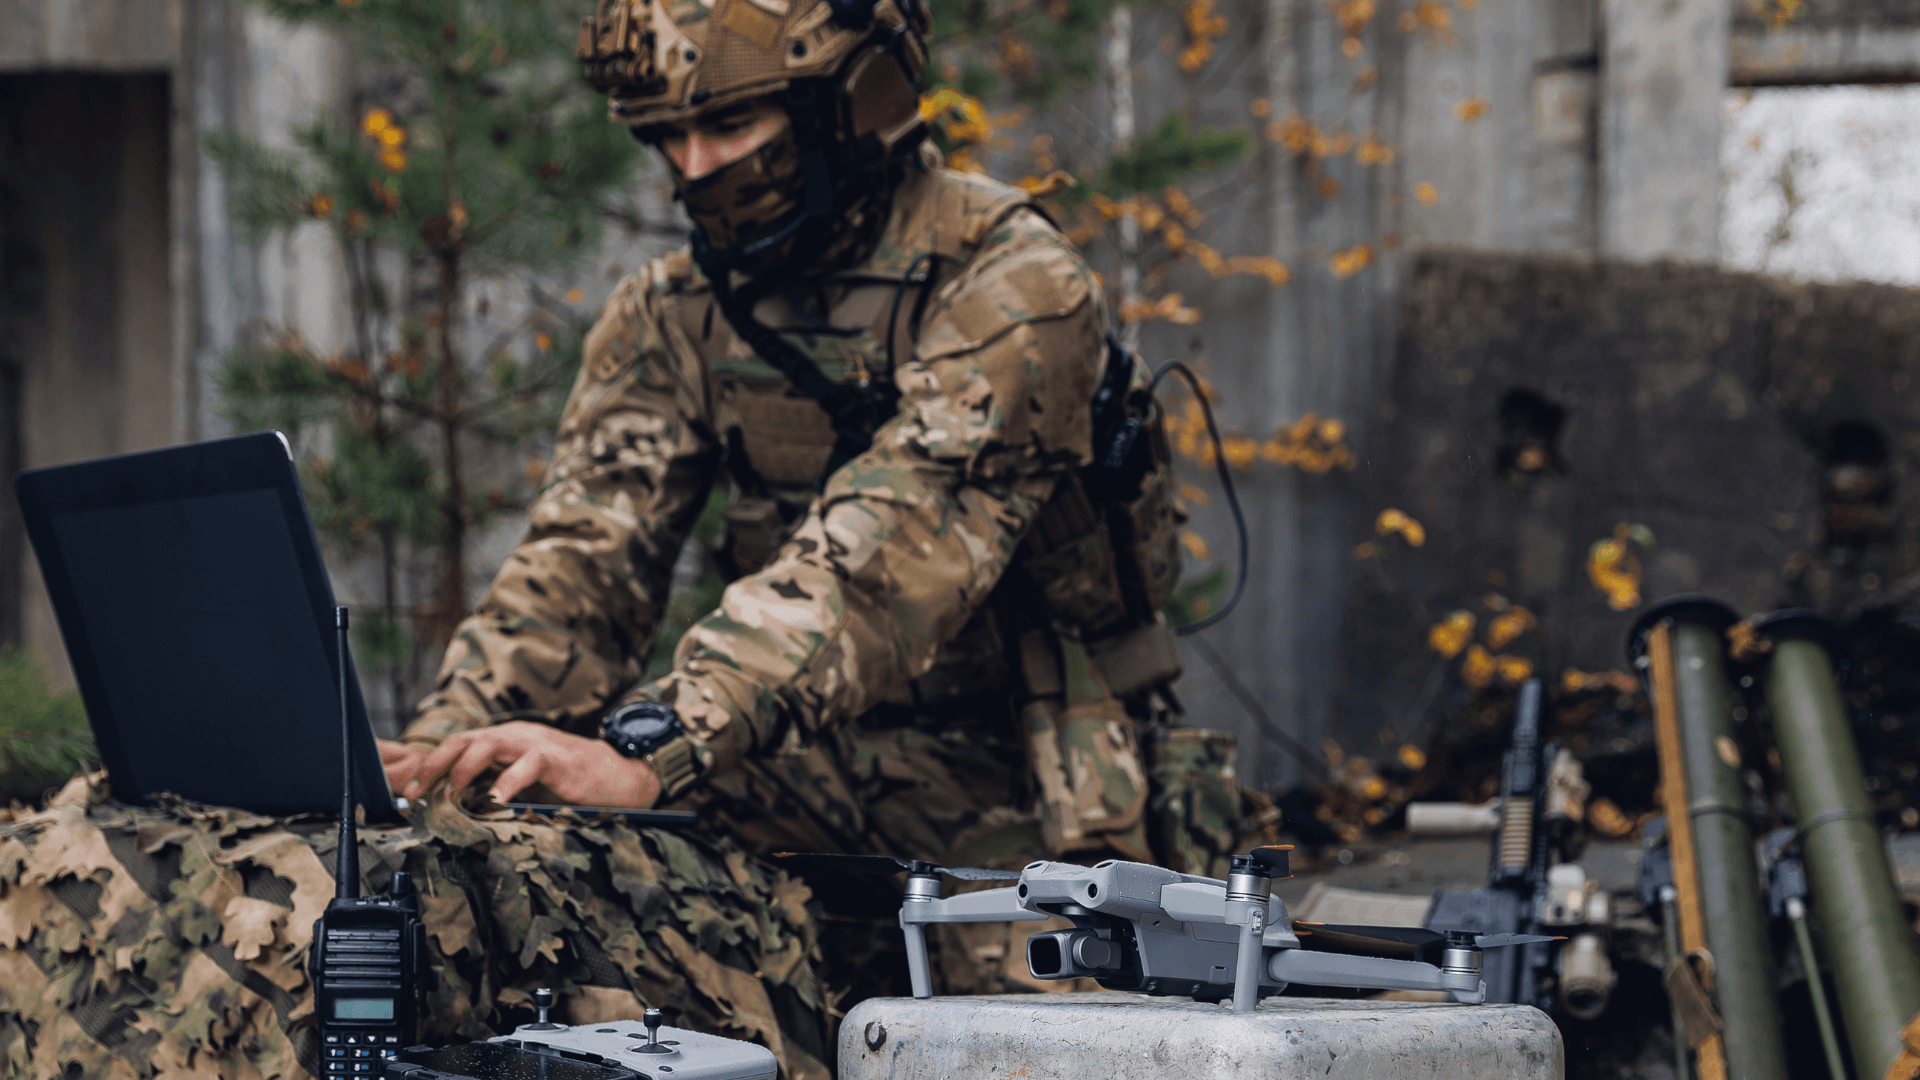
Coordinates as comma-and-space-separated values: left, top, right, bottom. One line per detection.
1150, 359, 1248, 636
885, 252, 937, 378
1188, 633, 1330, 780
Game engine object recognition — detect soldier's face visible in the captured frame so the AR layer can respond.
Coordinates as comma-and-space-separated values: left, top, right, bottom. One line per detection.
658, 99, 789, 180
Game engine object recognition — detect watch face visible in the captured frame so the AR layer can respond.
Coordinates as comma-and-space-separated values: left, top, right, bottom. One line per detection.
605, 703, 680, 755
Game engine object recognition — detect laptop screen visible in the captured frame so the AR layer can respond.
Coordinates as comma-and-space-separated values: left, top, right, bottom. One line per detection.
15, 432, 393, 817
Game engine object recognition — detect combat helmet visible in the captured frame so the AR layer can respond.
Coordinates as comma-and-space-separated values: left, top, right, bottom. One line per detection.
577, 0, 931, 277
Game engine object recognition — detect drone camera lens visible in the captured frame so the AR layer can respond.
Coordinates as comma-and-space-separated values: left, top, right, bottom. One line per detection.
1028, 935, 1064, 977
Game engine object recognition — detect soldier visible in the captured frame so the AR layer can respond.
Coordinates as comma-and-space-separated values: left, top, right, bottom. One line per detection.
0, 0, 1244, 1074
387, 0, 1240, 990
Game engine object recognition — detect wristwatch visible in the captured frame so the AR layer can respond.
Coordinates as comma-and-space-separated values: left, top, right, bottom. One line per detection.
600, 701, 700, 800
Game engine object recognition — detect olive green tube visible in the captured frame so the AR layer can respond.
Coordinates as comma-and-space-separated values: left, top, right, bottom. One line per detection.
1764, 633, 1920, 1080
1671, 621, 1787, 1080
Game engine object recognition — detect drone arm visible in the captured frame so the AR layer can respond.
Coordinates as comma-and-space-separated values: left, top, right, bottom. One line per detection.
899, 887, 1041, 924
1269, 948, 1486, 1004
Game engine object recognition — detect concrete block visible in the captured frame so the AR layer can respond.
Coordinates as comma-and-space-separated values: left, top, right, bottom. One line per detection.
839, 992, 1563, 1079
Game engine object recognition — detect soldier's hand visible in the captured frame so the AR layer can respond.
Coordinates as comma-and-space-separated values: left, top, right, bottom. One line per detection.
380, 740, 431, 798
414, 722, 662, 808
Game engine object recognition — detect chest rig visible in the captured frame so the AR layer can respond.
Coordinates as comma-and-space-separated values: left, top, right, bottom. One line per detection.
669, 172, 1193, 861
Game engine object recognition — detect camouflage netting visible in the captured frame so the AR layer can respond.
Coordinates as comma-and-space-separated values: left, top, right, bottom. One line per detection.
0, 775, 830, 1080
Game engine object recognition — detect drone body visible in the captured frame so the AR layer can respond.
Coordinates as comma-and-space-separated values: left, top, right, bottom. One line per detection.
777, 848, 1553, 1012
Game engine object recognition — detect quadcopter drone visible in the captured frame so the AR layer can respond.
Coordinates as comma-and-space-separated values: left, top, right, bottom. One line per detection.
775, 848, 1555, 1013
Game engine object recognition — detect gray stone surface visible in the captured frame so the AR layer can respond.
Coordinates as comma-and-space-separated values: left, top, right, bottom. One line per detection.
839, 992, 1564, 1079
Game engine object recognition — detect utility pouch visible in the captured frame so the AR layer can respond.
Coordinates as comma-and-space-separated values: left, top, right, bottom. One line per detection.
1145, 727, 1241, 877
1106, 414, 1185, 617
1022, 474, 1132, 640
1018, 630, 1151, 861
1086, 614, 1183, 699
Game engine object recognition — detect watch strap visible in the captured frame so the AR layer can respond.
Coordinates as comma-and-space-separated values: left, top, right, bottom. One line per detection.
644, 734, 701, 802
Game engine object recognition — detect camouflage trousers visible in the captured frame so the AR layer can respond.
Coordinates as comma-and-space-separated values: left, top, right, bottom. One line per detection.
0, 776, 830, 1080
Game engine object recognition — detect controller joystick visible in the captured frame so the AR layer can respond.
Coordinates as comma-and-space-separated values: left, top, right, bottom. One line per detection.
633, 1007, 675, 1055
521, 987, 564, 1031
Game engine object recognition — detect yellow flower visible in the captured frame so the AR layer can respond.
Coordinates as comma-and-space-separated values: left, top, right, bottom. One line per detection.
1179, 529, 1211, 560
1487, 606, 1537, 650
1222, 436, 1258, 470
1587, 797, 1634, 837
308, 193, 334, 218
1356, 131, 1395, 166
1178, 0, 1228, 73
1398, 744, 1427, 771
1333, 0, 1376, 34
1015, 170, 1078, 197
1454, 97, 1488, 121
1375, 507, 1426, 547
449, 202, 469, 228
362, 108, 393, 136
1461, 644, 1496, 689
1495, 654, 1533, 686
1586, 526, 1647, 611
565, 288, 585, 305
1414, 181, 1438, 206
379, 126, 406, 148
1428, 610, 1475, 659
1330, 243, 1374, 278
917, 88, 962, 122
535, 332, 553, 352
378, 147, 409, 174
1561, 668, 1640, 695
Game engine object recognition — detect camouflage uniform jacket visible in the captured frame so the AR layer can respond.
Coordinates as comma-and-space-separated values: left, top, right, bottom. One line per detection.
409, 160, 1229, 876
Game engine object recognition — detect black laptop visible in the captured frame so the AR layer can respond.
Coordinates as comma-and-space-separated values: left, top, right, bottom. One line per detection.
14, 432, 394, 817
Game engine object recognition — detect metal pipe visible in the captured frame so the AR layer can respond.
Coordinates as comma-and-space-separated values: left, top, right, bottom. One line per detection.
1632, 597, 1787, 1080
1786, 896, 1849, 1080
1759, 613, 1920, 1080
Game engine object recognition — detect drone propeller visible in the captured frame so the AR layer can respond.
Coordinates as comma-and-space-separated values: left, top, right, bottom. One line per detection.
771, 851, 1022, 881
1293, 922, 1560, 961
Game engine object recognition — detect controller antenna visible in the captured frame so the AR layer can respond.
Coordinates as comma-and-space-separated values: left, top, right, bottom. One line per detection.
335, 606, 358, 900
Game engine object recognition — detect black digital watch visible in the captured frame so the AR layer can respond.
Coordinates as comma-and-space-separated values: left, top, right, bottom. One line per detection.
601, 700, 683, 758
600, 701, 700, 799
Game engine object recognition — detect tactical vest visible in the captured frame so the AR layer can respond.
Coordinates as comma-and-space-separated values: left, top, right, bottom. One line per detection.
664, 168, 1195, 861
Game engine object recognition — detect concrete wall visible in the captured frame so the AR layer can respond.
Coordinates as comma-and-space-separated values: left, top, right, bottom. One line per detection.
1336, 249, 1920, 749
0, 0, 354, 686
1732, 0, 1920, 84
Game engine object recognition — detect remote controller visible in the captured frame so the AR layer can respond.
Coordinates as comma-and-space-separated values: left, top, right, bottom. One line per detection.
383, 989, 778, 1080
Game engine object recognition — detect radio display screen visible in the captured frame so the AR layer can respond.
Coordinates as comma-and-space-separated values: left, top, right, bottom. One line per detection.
333, 998, 396, 1021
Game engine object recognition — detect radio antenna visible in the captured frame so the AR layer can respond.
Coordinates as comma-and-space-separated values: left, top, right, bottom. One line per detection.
335, 605, 358, 900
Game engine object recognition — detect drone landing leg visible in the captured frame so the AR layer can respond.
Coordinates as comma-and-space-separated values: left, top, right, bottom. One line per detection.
1231, 911, 1264, 1013
902, 914, 933, 998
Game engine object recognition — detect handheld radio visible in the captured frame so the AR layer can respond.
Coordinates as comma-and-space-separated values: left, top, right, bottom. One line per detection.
311, 607, 427, 1076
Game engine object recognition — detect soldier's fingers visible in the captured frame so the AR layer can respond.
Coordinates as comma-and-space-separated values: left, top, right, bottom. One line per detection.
380, 744, 428, 796
446, 735, 516, 792
417, 731, 485, 789
488, 749, 551, 805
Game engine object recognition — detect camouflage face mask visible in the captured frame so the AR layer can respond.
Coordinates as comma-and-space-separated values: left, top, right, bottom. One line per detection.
670, 126, 810, 277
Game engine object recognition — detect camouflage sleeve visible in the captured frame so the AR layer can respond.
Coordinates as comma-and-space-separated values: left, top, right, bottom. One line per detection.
406, 262, 721, 748
643, 210, 1106, 794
